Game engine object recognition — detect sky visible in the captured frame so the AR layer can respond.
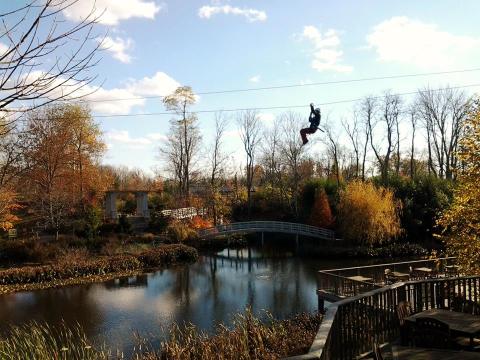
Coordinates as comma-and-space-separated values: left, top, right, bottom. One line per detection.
3, 0, 480, 174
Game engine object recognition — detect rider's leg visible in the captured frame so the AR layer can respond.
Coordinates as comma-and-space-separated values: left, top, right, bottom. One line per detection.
300, 127, 317, 144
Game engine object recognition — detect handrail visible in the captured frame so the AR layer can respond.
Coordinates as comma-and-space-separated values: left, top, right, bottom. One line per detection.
293, 275, 480, 360
199, 221, 336, 240
319, 257, 456, 273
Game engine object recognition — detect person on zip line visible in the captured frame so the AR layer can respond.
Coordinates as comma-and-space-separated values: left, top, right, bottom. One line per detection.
300, 103, 323, 145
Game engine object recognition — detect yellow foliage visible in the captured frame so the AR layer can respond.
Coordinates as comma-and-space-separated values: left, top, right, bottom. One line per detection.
0, 189, 20, 231
438, 99, 480, 273
338, 180, 402, 245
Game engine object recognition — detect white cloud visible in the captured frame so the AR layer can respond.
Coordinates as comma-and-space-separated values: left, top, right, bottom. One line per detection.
301, 25, 352, 73
19, 70, 181, 115
198, 5, 266, 22
63, 0, 163, 25
146, 132, 168, 142
367, 16, 480, 69
126, 71, 181, 96
249, 75, 260, 83
85, 87, 145, 115
106, 130, 152, 148
98, 36, 133, 63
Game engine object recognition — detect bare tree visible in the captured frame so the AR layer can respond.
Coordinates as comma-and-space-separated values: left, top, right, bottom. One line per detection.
365, 93, 401, 183
260, 117, 282, 189
359, 97, 376, 180
237, 110, 261, 217
417, 87, 469, 179
209, 112, 229, 224
408, 104, 419, 178
162, 86, 201, 202
0, 0, 102, 134
323, 121, 341, 187
279, 112, 305, 218
342, 114, 360, 178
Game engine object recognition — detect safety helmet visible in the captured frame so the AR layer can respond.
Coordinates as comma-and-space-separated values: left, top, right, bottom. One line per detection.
315, 108, 321, 113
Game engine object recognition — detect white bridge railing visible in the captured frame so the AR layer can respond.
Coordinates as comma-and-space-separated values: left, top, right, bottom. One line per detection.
199, 221, 336, 240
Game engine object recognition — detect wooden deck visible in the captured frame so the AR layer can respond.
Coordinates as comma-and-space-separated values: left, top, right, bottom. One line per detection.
291, 275, 480, 360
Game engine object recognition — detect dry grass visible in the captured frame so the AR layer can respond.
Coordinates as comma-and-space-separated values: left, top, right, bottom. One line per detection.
0, 310, 321, 359
136, 309, 322, 360
0, 322, 109, 360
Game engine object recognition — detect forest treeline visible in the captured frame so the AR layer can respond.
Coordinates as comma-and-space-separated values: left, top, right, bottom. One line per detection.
0, 85, 474, 248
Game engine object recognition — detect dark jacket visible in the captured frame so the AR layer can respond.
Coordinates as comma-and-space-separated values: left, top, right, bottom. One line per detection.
309, 104, 321, 128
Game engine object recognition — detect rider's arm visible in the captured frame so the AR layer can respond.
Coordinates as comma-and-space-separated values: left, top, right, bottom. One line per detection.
310, 103, 315, 114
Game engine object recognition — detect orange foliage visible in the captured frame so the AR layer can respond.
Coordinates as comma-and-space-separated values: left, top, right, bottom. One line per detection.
309, 188, 334, 229
0, 189, 21, 230
190, 216, 213, 230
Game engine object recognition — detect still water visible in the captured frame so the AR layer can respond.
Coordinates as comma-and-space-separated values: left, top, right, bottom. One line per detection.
0, 242, 369, 354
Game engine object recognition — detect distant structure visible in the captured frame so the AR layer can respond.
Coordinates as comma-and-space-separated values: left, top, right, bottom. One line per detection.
105, 190, 150, 219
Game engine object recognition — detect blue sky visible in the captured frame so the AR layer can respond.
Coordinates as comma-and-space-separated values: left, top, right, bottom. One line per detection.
5, 0, 480, 173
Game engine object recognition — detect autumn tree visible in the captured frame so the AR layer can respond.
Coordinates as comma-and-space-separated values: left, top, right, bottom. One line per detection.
338, 180, 402, 245
0, 188, 20, 230
24, 104, 105, 238
0, 128, 25, 229
161, 86, 201, 202
438, 99, 480, 273
308, 188, 334, 229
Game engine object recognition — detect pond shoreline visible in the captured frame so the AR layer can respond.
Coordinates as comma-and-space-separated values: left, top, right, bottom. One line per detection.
0, 244, 198, 295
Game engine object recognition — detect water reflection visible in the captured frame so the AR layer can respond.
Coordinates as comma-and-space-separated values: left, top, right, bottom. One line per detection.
0, 243, 343, 355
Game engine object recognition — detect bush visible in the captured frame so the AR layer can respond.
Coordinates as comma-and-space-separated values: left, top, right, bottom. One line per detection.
338, 181, 402, 245
308, 188, 334, 228
347, 242, 428, 258
0, 239, 59, 264
138, 244, 198, 267
166, 221, 198, 242
0, 245, 198, 286
148, 211, 171, 233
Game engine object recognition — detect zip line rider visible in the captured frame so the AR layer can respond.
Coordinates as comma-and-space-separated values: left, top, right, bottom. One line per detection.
300, 103, 323, 145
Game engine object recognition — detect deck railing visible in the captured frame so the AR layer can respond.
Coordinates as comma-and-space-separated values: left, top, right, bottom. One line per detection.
199, 221, 336, 240
290, 275, 480, 360
317, 257, 457, 299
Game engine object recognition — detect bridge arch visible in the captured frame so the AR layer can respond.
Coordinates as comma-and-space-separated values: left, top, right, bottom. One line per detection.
199, 221, 336, 241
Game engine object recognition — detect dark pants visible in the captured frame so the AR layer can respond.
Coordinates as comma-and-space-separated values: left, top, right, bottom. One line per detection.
300, 126, 317, 144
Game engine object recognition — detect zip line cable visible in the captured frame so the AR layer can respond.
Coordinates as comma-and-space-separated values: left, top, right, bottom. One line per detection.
10, 82, 480, 124
88, 82, 480, 118
67, 67, 480, 104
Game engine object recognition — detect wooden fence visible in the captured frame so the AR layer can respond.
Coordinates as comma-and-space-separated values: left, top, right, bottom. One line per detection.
289, 275, 480, 360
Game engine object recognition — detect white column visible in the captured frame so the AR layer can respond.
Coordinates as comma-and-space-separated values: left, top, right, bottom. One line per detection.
106, 192, 117, 219
135, 192, 150, 218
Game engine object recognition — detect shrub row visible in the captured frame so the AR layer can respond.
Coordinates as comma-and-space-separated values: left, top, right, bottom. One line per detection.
346, 242, 428, 258
0, 244, 198, 286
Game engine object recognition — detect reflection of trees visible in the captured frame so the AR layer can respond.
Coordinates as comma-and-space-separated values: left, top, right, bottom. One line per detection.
0, 285, 104, 339
0, 243, 325, 349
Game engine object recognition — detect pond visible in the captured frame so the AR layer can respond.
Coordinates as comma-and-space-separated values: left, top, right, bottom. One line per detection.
0, 241, 373, 355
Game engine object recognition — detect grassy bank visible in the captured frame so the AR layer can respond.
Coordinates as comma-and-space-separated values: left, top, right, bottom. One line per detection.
0, 310, 322, 359
0, 244, 198, 294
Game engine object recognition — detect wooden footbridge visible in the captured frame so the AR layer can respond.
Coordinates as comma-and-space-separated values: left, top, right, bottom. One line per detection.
198, 221, 337, 241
